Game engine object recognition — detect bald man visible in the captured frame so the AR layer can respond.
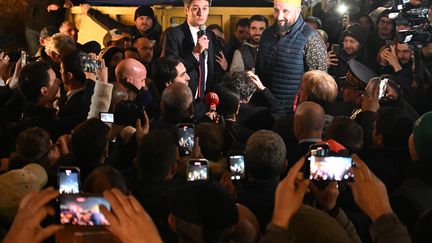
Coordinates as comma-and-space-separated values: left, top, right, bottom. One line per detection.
287, 101, 325, 168
115, 58, 148, 101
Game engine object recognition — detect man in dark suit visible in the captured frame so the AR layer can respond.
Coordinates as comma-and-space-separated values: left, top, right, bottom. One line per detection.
58, 49, 92, 129
163, 0, 220, 119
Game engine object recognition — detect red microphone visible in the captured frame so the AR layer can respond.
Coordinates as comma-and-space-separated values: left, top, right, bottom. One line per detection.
205, 92, 219, 112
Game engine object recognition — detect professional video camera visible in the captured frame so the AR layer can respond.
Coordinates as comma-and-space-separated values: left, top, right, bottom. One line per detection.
389, 0, 432, 48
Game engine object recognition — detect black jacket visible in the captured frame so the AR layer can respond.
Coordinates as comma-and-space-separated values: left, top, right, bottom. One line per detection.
164, 21, 219, 98
86, 8, 162, 43
25, 0, 65, 31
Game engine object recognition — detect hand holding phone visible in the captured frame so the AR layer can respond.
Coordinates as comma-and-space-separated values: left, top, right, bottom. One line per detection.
229, 154, 245, 180
187, 159, 208, 181
58, 167, 80, 194
59, 194, 110, 226
177, 123, 195, 157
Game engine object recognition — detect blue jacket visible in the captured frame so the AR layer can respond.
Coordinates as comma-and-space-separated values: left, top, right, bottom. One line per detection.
256, 16, 315, 114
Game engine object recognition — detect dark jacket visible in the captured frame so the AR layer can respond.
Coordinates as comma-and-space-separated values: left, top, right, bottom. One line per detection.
164, 21, 219, 98
256, 16, 317, 115
391, 159, 432, 236
86, 8, 162, 42
25, 0, 65, 31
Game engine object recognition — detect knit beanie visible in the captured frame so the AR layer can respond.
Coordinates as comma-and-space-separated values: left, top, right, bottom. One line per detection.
342, 24, 367, 46
134, 6, 155, 21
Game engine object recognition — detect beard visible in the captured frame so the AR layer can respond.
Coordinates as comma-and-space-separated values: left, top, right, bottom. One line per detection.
277, 20, 291, 34
250, 35, 261, 45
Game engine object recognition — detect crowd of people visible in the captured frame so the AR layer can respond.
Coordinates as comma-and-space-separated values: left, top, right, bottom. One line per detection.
1, 0, 432, 242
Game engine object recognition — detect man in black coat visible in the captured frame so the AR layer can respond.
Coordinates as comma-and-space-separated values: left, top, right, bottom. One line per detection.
163, 0, 223, 119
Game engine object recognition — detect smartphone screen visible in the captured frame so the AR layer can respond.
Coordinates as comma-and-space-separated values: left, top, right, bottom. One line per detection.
100, 112, 114, 123
308, 156, 354, 181
331, 44, 340, 53
187, 159, 208, 181
58, 167, 80, 194
229, 155, 245, 180
378, 78, 388, 99
59, 194, 110, 226
177, 124, 195, 157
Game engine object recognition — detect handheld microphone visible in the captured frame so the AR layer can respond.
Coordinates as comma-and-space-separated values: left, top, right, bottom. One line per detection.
204, 92, 219, 112
198, 25, 208, 59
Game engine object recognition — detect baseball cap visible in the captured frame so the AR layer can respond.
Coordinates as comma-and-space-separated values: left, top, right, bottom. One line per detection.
103, 29, 130, 47
0, 163, 48, 220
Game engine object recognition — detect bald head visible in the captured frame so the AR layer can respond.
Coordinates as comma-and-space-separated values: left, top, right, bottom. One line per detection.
115, 58, 147, 90
294, 101, 325, 140
161, 82, 193, 121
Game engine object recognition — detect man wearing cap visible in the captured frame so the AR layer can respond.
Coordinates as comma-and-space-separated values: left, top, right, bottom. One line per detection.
328, 24, 370, 83
103, 29, 131, 49
341, 59, 376, 118
366, 9, 395, 69
81, 4, 162, 44
255, 0, 327, 115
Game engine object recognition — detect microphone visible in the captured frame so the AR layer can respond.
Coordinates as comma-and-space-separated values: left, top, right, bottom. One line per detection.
198, 25, 208, 59
205, 92, 219, 112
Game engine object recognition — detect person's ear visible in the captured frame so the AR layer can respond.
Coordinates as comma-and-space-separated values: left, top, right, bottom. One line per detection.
375, 133, 384, 145
184, 6, 189, 16
40, 86, 49, 97
66, 71, 74, 80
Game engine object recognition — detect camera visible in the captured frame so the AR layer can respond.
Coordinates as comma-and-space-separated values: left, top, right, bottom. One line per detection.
307, 155, 354, 181
306, 143, 354, 181
177, 123, 195, 157
79, 53, 100, 73
58, 167, 80, 194
229, 154, 246, 180
114, 100, 144, 126
388, 1, 432, 48
100, 112, 114, 123
58, 194, 110, 226
187, 159, 208, 181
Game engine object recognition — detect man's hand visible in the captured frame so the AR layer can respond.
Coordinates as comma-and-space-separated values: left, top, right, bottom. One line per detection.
6, 57, 23, 89
220, 172, 237, 199
327, 51, 339, 67
56, 134, 71, 156
193, 35, 209, 56
47, 4, 60, 12
0, 51, 10, 80
348, 154, 393, 221
383, 45, 402, 72
271, 157, 310, 229
247, 71, 265, 91
80, 4, 91, 15
3, 188, 64, 243
216, 51, 228, 71
96, 59, 108, 83
190, 137, 203, 158
362, 80, 380, 113
101, 189, 163, 243
310, 181, 339, 212
136, 111, 149, 145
